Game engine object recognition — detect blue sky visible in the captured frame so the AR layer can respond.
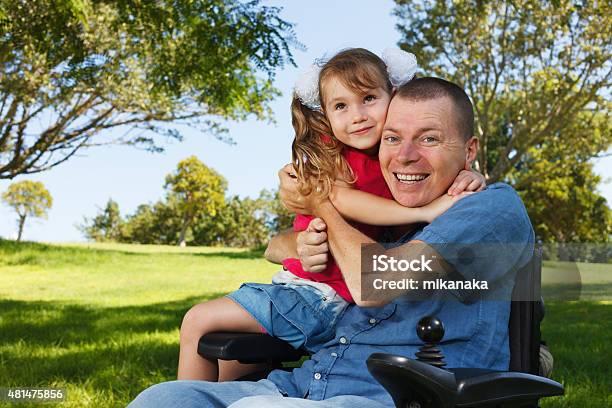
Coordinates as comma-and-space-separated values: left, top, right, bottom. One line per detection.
0, 0, 610, 242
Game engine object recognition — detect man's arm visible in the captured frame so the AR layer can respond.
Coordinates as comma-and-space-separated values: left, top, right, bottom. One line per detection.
264, 223, 331, 273
278, 166, 445, 306
314, 200, 448, 307
314, 200, 379, 305
264, 228, 298, 264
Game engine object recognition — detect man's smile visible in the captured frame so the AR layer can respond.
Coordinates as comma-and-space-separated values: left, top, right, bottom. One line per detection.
393, 172, 430, 184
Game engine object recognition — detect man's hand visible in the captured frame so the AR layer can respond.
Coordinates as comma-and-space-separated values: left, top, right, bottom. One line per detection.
297, 218, 329, 273
278, 164, 323, 215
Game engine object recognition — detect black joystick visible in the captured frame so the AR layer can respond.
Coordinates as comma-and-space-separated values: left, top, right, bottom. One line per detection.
415, 316, 447, 368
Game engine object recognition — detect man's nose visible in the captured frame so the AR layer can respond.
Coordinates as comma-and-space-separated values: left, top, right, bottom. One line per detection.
396, 141, 420, 163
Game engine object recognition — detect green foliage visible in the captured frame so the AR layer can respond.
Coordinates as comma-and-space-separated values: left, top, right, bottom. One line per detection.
121, 199, 184, 245
164, 156, 227, 246
394, 0, 612, 242
80, 158, 294, 248
193, 195, 268, 248
510, 114, 612, 243
0, 0, 299, 179
192, 188, 293, 248
2, 180, 52, 241
79, 198, 123, 242
259, 188, 294, 234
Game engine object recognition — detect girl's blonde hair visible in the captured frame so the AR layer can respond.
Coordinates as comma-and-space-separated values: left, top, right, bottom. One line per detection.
291, 48, 393, 198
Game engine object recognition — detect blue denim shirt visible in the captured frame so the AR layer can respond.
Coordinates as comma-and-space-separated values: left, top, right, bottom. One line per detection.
267, 183, 535, 405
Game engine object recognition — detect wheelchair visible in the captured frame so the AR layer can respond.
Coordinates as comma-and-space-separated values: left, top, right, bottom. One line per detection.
198, 250, 564, 407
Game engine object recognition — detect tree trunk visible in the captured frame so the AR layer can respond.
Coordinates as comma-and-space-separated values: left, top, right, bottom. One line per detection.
178, 213, 192, 247
16, 215, 26, 242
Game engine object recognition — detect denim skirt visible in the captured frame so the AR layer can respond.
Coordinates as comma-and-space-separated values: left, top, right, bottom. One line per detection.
226, 273, 349, 351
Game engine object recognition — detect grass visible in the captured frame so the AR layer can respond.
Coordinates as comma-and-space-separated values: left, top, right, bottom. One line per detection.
0, 240, 610, 407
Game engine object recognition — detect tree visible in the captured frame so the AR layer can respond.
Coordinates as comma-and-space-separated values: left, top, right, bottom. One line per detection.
165, 156, 227, 246
2, 180, 52, 241
395, 0, 611, 241
0, 0, 299, 179
79, 198, 123, 242
510, 111, 612, 243
121, 197, 184, 245
258, 188, 294, 234
82, 184, 293, 248
193, 195, 269, 248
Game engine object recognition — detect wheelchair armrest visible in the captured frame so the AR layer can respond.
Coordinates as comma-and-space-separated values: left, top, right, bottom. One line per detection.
198, 332, 307, 364
367, 353, 458, 408
367, 353, 564, 408
452, 368, 564, 407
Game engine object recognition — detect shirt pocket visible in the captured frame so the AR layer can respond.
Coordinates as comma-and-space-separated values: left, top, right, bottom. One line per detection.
437, 301, 482, 342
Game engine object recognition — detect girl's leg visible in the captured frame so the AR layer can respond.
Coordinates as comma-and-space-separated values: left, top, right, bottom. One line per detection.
177, 296, 267, 381
218, 359, 270, 382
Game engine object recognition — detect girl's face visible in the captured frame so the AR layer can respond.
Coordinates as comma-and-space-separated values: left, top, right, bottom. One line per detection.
321, 77, 391, 155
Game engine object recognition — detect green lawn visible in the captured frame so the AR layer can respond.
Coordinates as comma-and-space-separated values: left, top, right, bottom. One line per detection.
0, 240, 610, 407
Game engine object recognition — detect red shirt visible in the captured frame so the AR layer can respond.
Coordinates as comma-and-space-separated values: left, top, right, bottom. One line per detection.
282, 146, 393, 302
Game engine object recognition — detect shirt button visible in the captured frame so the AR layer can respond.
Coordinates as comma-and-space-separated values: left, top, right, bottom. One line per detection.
314, 372, 322, 380
331, 352, 338, 357
339, 336, 347, 344
369, 318, 377, 324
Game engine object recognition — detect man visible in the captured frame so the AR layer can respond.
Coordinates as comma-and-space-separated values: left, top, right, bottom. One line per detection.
128, 77, 534, 407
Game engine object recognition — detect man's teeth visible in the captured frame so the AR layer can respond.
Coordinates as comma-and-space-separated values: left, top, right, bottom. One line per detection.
396, 173, 428, 183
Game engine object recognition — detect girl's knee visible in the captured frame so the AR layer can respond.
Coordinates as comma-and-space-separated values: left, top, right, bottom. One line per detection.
180, 302, 215, 338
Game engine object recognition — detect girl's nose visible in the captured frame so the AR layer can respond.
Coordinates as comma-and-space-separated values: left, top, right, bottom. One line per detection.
352, 107, 367, 123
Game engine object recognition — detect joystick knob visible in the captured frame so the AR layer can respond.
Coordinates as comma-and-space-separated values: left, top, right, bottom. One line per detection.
415, 316, 447, 368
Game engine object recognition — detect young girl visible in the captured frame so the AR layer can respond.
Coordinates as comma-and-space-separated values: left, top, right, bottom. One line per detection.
177, 48, 485, 382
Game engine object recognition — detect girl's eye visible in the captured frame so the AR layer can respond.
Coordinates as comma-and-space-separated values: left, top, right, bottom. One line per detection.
335, 103, 346, 110
364, 95, 376, 103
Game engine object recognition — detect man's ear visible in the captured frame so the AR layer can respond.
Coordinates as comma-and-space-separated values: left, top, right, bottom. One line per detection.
464, 136, 479, 170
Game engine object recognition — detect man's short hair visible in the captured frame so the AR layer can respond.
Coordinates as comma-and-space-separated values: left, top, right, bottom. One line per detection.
395, 77, 475, 140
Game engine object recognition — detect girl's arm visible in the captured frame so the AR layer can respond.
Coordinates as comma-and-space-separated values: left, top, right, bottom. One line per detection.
329, 186, 452, 225
329, 170, 485, 225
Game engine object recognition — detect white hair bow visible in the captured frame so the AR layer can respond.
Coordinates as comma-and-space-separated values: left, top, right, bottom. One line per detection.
293, 48, 418, 111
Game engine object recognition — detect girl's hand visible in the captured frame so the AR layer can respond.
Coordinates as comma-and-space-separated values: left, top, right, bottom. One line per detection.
447, 169, 486, 196
421, 192, 472, 223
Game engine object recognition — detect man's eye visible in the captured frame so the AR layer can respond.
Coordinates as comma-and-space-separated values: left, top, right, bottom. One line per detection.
383, 135, 399, 143
422, 135, 438, 143
364, 95, 376, 103
335, 103, 346, 110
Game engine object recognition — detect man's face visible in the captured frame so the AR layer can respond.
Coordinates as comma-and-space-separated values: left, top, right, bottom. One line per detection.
379, 96, 477, 207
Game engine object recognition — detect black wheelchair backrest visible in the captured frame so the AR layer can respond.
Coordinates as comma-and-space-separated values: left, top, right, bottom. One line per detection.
508, 246, 543, 374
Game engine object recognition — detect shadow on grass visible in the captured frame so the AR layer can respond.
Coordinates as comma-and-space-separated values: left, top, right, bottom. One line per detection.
0, 293, 230, 406
2, 291, 610, 407
0, 294, 228, 347
192, 248, 265, 259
